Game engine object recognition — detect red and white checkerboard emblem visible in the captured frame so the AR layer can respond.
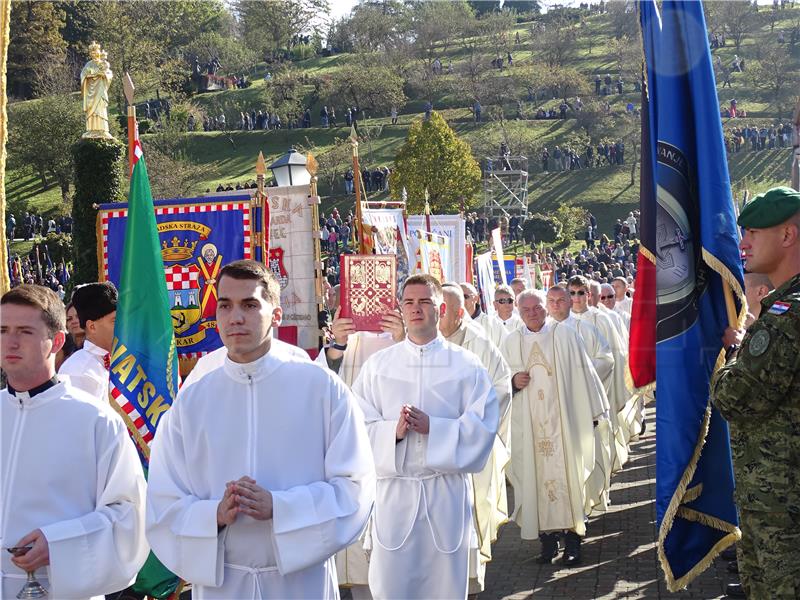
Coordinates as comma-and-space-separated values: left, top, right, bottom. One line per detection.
164, 264, 200, 291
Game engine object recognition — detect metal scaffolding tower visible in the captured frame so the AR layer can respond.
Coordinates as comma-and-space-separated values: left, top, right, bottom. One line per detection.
482, 155, 529, 218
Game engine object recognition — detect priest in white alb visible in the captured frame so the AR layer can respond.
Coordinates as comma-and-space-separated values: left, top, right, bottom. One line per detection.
611, 276, 633, 318
545, 285, 615, 515
480, 285, 521, 348
600, 283, 631, 332
589, 280, 629, 344
354, 274, 498, 599
568, 275, 632, 470
1, 285, 147, 600
500, 289, 597, 566
146, 260, 375, 599
440, 283, 512, 595
315, 306, 405, 600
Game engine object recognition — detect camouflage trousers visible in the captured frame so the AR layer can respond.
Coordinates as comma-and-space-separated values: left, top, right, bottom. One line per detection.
737, 509, 800, 599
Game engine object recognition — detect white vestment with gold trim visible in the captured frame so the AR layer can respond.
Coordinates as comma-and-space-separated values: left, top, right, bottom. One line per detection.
500, 321, 595, 539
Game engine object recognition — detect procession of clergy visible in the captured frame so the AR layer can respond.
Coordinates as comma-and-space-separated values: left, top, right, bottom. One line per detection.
0, 257, 644, 600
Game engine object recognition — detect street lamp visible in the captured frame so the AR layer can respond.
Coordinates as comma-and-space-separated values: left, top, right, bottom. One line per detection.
268, 148, 311, 187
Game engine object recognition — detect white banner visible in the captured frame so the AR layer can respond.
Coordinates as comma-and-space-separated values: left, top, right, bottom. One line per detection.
266, 184, 319, 351
407, 214, 467, 282
476, 251, 496, 316
362, 208, 411, 285
417, 231, 452, 283
490, 227, 506, 285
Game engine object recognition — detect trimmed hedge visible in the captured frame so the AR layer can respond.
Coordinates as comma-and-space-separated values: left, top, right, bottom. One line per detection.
523, 212, 561, 244
71, 138, 125, 284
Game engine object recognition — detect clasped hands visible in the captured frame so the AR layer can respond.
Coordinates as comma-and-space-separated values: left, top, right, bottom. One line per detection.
217, 476, 273, 527
396, 404, 430, 440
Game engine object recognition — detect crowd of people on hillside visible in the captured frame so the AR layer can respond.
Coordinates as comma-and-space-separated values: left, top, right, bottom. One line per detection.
540, 141, 626, 173
725, 122, 796, 153
5, 212, 72, 241
213, 181, 259, 192
7, 243, 70, 294
342, 166, 392, 195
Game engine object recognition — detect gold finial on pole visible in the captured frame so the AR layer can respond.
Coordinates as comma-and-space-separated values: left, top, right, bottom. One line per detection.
256, 151, 267, 196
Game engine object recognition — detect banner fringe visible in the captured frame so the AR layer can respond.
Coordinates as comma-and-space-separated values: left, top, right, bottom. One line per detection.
701, 248, 747, 330
656, 398, 740, 592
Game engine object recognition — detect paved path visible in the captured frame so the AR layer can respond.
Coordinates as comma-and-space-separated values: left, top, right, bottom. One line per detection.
483, 421, 737, 599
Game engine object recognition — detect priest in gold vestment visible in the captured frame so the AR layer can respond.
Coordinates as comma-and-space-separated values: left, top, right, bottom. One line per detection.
501, 290, 600, 566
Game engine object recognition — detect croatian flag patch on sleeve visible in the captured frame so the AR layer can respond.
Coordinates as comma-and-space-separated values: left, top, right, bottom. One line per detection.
767, 301, 791, 315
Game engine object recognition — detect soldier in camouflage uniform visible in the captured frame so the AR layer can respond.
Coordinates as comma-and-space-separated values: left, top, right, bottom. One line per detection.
711, 187, 800, 599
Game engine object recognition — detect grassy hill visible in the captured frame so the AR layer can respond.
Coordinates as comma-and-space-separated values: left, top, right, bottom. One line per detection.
5, 4, 799, 252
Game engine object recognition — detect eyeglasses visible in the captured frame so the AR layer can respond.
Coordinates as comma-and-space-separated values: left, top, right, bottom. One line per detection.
495, 298, 514, 305
569, 290, 586, 296
600, 295, 615, 300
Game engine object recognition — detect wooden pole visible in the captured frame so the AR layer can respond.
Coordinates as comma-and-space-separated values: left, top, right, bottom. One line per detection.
350, 126, 364, 253
123, 73, 136, 176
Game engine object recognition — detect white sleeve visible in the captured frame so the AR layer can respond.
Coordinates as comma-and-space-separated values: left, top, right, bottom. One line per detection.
145, 401, 226, 588
42, 417, 148, 598
426, 363, 499, 474
270, 376, 375, 575
352, 358, 407, 477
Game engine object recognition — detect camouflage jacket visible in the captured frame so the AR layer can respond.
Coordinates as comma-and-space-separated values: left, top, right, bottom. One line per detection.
711, 271, 800, 514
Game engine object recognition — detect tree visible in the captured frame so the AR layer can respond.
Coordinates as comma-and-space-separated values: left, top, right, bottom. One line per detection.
91, 1, 234, 109
390, 112, 482, 213
575, 99, 615, 141
412, 1, 473, 67
339, 1, 411, 54
716, 0, 756, 53
523, 213, 561, 244
322, 65, 406, 117
299, 137, 353, 193
748, 42, 800, 118
235, 0, 329, 60
540, 66, 591, 103
479, 10, 516, 58
138, 113, 206, 199
503, 1, 541, 15
59, 1, 99, 63
467, 1, 500, 17
8, 1, 68, 99
91, 2, 167, 112
554, 205, 588, 245
184, 32, 259, 78
607, 34, 642, 84
263, 68, 307, 122
606, 0, 638, 40
529, 15, 577, 68
8, 94, 84, 202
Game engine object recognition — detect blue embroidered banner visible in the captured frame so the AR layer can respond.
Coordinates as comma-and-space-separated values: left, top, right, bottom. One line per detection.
640, 0, 744, 591
99, 195, 255, 359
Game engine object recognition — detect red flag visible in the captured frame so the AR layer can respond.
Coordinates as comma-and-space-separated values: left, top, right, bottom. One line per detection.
628, 69, 656, 390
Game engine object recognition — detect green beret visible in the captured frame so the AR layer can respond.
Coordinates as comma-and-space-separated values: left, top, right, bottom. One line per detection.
738, 186, 800, 228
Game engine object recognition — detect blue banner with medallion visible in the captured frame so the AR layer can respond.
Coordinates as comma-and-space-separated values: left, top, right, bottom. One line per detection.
98, 195, 256, 360
640, 0, 745, 592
